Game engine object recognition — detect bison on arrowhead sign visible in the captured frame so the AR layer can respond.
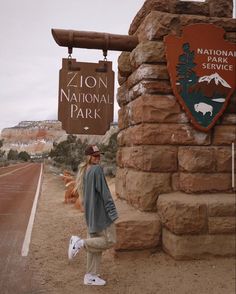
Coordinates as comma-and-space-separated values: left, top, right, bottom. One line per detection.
164, 24, 236, 132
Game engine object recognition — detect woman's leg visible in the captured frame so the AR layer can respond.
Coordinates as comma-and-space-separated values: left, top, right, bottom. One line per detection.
86, 251, 102, 275
84, 223, 116, 275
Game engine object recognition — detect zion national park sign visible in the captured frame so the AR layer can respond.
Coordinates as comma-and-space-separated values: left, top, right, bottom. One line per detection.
165, 24, 236, 132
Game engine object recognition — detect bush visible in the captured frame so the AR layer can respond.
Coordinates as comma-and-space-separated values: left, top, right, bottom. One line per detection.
18, 151, 31, 161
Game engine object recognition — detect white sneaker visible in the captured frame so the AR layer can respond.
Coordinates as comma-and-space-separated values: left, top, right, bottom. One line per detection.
84, 274, 106, 286
68, 235, 82, 260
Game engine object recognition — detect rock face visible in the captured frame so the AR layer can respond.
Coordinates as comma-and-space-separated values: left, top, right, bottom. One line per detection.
0, 120, 118, 155
1, 121, 66, 155
115, 199, 161, 250
115, 0, 236, 257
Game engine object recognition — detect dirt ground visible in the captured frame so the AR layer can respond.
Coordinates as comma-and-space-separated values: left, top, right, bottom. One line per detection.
28, 164, 236, 294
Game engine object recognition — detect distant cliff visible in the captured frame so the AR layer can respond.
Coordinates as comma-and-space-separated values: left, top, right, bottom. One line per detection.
0, 120, 118, 155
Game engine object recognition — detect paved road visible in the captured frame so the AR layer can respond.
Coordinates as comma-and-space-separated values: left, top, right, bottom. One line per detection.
0, 162, 43, 294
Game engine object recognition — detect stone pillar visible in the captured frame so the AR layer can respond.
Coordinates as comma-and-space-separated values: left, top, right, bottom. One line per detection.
115, 0, 236, 258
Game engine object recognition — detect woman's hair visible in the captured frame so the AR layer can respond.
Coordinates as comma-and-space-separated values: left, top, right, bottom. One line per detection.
74, 156, 92, 200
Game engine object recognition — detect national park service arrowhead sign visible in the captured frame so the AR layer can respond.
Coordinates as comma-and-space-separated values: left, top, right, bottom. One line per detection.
58, 58, 114, 135
164, 24, 236, 132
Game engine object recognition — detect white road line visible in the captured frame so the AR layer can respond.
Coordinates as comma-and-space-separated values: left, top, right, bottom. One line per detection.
21, 163, 43, 257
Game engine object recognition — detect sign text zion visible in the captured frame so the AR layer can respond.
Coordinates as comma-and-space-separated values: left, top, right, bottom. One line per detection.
58, 59, 114, 135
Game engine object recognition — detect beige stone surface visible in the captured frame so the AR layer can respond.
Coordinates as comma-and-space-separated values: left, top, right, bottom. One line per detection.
128, 95, 188, 124
115, 167, 171, 211
129, 0, 233, 35
208, 0, 233, 17
221, 114, 236, 125
207, 194, 236, 217
127, 64, 169, 89
117, 123, 211, 147
130, 41, 166, 68
178, 147, 215, 172
115, 199, 161, 250
162, 228, 236, 260
115, 167, 128, 201
216, 147, 234, 172
179, 173, 233, 193
208, 217, 236, 234
125, 169, 171, 211
116, 82, 129, 106
117, 145, 178, 172
129, 80, 173, 100
136, 10, 236, 42
213, 125, 236, 145
178, 146, 233, 173
118, 52, 132, 78
157, 193, 207, 234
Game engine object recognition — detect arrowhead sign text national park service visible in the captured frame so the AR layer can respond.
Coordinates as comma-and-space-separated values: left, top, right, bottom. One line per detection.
164, 24, 236, 132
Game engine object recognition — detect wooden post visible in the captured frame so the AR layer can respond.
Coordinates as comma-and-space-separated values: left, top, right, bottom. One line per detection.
51, 29, 138, 52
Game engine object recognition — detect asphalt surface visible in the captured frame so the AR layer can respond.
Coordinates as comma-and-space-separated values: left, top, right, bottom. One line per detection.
0, 162, 43, 294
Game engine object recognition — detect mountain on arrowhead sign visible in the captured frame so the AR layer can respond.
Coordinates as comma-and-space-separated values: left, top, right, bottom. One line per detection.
164, 24, 236, 132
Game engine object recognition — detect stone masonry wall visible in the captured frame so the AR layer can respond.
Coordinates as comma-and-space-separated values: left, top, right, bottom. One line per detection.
116, 0, 236, 212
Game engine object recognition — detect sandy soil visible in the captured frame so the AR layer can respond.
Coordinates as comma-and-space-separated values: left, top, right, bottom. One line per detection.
28, 164, 236, 294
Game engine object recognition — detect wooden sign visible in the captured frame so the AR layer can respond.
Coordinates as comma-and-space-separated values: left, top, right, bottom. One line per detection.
164, 24, 236, 132
58, 58, 114, 135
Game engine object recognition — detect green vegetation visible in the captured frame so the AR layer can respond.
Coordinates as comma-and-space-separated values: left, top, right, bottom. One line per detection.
7, 149, 31, 162
49, 133, 118, 175
18, 151, 31, 161
7, 149, 19, 161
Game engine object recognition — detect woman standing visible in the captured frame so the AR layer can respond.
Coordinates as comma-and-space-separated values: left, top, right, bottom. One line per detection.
68, 145, 118, 286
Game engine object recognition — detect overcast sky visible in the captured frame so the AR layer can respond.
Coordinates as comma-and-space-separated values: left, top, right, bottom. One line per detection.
0, 0, 144, 132
0, 0, 235, 133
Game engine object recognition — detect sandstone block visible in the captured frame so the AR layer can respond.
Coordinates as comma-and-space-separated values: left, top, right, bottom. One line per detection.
226, 32, 236, 43
208, 17, 236, 32
137, 11, 181, 41
207, 194, 236, 217
130, 94, 188, 124
117, 123, 211, 147
127, 64, 169, 89
115, 199, 161, 250
179, 173, 233, 193
157, 193, 207, 234
130, 41, 166, 68
115, 167, 128, 201
117, 145, 178, 172
178, 147, 215, 172
126, 169, 171, 211
129, 0, 171, 35
117, 82, 129, 106
213, 125, 236, 145
118, 73, 127, 86
208, 0, 233, 17
118, 106, 133, 130
216, 147, 234, 172
208, 217, 236, 234
171, 173, 180, 191
162, 228, 236, 259
221, 114, 236, 125
118, 52, 132, 78
169, 0, 209, 16
136, 10, 236, 42
129, 80, 173, 101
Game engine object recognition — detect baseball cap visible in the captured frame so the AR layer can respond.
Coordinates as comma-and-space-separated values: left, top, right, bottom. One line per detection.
85, 145, 103, 156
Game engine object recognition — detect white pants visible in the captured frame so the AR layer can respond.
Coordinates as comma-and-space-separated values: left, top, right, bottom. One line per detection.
84, 223, 116, 275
